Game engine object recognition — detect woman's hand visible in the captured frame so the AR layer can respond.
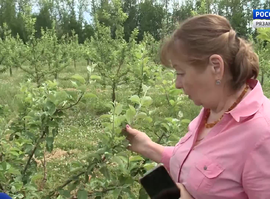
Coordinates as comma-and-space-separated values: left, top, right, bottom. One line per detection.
123, 125, 164, 163
124, 125, 152, 154
177, 183, 194, 199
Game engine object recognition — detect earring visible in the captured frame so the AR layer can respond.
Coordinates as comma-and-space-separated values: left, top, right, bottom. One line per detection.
216, 79, 221, 85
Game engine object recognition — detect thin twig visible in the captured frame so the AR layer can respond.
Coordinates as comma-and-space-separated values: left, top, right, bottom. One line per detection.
23, 126, 48, 175
157, 132, 166, 144
48, 171, 85, 197
59, 92, 84, 110
42, 146, 47, 184
70, 186, 120, 198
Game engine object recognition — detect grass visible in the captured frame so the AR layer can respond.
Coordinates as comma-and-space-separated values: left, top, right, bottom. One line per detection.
1, 63, 269, 198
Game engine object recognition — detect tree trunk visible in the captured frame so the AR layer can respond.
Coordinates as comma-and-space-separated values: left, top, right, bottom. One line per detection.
112, 81, 116, 102
86, 73, 90, 84
74, 59, 76, 69
9, 66, 12, 76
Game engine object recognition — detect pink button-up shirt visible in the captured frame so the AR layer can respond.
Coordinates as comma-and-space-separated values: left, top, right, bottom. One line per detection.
161, 79, 270, 199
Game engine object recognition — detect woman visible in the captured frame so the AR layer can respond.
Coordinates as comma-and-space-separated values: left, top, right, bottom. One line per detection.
124, 14, 270, 199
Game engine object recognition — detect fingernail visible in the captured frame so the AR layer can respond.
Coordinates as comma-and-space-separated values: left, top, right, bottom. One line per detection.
126, 124, 130, 129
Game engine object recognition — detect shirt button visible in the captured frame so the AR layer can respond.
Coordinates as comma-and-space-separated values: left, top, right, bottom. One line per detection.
204, 166, 207, 170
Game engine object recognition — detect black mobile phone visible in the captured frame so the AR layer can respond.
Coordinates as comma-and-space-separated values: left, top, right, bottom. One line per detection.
139, 165, 181, 199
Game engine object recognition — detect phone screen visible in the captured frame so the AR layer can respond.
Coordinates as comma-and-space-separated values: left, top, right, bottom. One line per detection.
140, 165, 180, 199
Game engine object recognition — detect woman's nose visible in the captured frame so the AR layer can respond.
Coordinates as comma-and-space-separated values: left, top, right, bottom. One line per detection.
175, 77, 183, 89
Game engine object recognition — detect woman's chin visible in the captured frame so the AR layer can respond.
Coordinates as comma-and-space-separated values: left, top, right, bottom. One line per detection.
191, 99, 202, 106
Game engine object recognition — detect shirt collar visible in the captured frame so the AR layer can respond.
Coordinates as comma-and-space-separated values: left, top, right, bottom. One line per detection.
228, 79, 264, 122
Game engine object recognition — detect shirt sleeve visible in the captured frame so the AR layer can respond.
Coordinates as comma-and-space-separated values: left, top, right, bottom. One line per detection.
242, 135, 270, 198
161, 146, 175, 173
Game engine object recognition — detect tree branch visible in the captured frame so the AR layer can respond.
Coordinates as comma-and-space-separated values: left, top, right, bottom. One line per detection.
23, 126, 48, 175
19, 65, 33, 75
59, 92, 84, 111
48, 171, 85, 197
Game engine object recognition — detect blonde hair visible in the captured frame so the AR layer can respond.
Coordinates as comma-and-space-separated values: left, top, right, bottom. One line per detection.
160, 14, 259, 91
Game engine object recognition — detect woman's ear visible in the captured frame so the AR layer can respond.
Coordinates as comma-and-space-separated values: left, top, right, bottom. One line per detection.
209, 54, 225, 80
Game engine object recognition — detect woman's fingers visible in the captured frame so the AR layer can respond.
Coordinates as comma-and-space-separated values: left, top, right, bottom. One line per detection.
125, 125, 140, 136
122, 125, 139, 141
176, 183, 194, 199
176, 183, 184, 190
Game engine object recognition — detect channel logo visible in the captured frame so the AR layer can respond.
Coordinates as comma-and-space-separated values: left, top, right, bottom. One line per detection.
253, 10, 270, 28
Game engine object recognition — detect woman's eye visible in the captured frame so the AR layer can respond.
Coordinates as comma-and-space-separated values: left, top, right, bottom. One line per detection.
176, 73, 184, 76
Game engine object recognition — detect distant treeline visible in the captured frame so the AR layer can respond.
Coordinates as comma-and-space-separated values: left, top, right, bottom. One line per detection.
0, 0, 270, 43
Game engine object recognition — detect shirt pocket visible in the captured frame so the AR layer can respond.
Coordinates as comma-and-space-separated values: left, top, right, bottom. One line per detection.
187, 156, 224, 192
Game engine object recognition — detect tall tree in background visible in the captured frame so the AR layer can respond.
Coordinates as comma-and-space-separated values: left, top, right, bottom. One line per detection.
34, 0, 54, 38
137, 0, 165, 41
1, 0, 270, 43
122, 0, 138, 41
0, 0, 17, 38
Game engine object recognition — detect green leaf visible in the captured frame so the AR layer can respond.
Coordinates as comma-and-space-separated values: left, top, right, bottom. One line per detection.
143, 162, 157, 171
139, 187, 149, 199
97, 131, 111, 143
46, 101, 56, 116
83, 93, 97, 99
48, 120, 58, 127
105, 102, 114, 110
111, 155, 126, 166
170, 134, 181, 143
135, 52, 142, 59
31, 173, 44, 182
99, 114, 111, 121
52, 128, 58, 137
169, 89, 182, 95
90, 75, 101, 80
78, 85, 87, 92
55, 91, 69, 104
9, 150, 19, 157
145, 117, 153, 123
181, 119, 191, 124
129, 95, 140, 104
7, 167, 20, 175
136, 112, 147, 119
72, 74, 86, 84
77, 189, 88, 199
71, 81, 78, 88
141, 96, 153, 107
46, 137, 54, 152
2, 162, 11, 171
0, 173, 5, 181
142, 84, 150, 93
11, 186, 16, 193
126, 108, 136, 124
13, 181, 23, 192
169, 100, 175, 106
114, 115, 126, 128
115, 103, 123, 115
86, 153, 101, 161
68, 183, 78, 192
125, 188, 137, 199
112, 188, 122, 198
100, 166, 111, 179
128, 105, 136, 113
161, 123, 170, 131
59, 190, 71, 198
129, 155, 144, 162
